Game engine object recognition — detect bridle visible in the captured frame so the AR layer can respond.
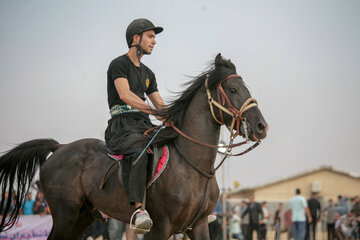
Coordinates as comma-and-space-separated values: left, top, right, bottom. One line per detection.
154, 73, 262, 157
206, 74, 258, 139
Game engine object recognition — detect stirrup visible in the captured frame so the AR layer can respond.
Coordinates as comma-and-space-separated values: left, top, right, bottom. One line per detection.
129, 209, 151, 234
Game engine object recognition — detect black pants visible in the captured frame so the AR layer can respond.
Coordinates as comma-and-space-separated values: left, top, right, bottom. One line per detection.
259, 223, 267, 240
306, 219, 317, 240
241, 224, 249, 240
247, 223, 261, 240
209, 219, 222, 240
105, 114, 177, 204
327, 223, 335, 240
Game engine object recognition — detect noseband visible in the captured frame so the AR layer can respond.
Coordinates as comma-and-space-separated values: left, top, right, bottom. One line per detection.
206, 74, 258, 139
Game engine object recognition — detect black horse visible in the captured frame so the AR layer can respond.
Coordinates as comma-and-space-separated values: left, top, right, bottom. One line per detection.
0, 54, 268, 239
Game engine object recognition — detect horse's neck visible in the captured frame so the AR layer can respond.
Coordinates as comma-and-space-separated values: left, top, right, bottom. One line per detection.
175, 85, 221, 169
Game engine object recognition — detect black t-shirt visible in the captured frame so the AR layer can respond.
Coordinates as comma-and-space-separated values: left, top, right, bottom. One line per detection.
308, 198, 321, 219
107, 54, 158, 109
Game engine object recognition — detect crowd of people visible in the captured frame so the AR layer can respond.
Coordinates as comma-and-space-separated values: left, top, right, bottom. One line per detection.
1, 191, 50, 217
208, 191, 360, 240
2, 189, 360, 240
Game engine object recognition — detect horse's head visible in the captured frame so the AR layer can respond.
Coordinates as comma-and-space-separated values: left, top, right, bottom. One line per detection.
207, 54, 268, 142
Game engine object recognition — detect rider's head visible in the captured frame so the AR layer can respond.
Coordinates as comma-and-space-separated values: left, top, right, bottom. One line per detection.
126, 19, 163, 58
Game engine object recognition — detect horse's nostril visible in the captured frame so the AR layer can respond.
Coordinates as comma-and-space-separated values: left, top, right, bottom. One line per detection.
257, 122, 265, 133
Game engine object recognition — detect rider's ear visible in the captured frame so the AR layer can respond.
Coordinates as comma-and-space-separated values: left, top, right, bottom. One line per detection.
215, 53, 222, 69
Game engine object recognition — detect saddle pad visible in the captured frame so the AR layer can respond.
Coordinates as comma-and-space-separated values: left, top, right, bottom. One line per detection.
107, 145, 169, 188
147, 145, 169, 188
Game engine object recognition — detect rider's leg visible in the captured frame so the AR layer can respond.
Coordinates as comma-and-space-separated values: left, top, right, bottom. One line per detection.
125, 152, 153, 230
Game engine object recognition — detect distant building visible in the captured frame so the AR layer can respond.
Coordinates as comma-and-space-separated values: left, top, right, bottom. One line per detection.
228, 166, 360, 202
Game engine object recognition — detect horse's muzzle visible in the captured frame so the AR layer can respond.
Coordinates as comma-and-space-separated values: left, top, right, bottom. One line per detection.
242, 120, 268, 141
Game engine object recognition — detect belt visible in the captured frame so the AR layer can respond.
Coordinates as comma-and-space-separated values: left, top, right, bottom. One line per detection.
110, 104, 140, 117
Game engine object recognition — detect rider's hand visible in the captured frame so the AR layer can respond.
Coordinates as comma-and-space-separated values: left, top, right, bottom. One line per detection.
155, 115, 172, 127
163, 120, 173, 127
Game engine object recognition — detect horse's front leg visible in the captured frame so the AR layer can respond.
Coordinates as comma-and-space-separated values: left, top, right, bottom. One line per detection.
186, 217, 210, 240
144, 217, 172, 240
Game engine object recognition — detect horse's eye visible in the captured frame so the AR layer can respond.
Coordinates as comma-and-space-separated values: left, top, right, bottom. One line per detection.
229, 88, 237, 94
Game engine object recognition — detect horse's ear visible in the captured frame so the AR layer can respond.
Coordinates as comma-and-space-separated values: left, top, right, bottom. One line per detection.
215, 53, 222, 69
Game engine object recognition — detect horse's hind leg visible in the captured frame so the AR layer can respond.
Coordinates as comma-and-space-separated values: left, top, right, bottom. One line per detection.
47, 200, 84, 240
67, 205, 95, 239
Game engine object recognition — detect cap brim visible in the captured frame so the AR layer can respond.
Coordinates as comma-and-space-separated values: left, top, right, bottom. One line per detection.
153, 27, 163, 34
142, 27, 163, 35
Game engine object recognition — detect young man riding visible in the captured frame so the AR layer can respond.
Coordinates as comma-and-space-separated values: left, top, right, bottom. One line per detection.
105, 18, 166, 232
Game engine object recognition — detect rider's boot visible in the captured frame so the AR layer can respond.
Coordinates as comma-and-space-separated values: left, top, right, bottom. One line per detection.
134, 209, 153, 230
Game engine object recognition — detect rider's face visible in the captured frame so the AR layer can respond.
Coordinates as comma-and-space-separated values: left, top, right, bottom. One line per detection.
140, 30, 156, 55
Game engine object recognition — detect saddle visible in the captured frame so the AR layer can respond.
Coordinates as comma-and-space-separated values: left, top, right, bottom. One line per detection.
107, 145, 169, 187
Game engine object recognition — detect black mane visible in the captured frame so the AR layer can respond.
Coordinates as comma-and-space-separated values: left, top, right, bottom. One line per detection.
154, 55, 237, 130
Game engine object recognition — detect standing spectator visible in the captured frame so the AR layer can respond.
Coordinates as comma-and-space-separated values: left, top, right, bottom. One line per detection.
284, 209, 293, 240
274, 203, 283, 240
0, 192, 15, 217
336, 195, 347, 216
241, 200, 250, 240
345, 196, 353, 214
33, 191, 50, 216
107, 218, 126, 240
306, 192, 321, 240
86, 219, 106, 240
289, 188, 312, 240
22, 192, 35, 215
260, 201, 270, 240
241, 195, 263, 240
229, 209, 244, 240
212, 194, 230, 240
352, 196, 360, 239
323, 199, 336, 240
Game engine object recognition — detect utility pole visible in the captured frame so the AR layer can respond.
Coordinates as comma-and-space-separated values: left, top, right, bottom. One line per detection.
218, 142, 227, 240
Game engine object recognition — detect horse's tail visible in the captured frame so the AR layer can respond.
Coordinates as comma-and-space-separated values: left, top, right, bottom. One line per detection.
0, 138, 61, 231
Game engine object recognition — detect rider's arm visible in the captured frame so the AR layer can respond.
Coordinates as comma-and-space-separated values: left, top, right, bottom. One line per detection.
114, 77, 153, 114
148, 91, 166, 109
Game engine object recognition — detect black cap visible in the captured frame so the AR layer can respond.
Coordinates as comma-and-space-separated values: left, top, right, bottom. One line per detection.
126, 18, 163, 48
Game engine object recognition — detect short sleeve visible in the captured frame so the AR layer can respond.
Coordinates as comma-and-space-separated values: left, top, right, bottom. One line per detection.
146, 69, 158, 95
302, 197, 308, 207
109, 59, 128, 81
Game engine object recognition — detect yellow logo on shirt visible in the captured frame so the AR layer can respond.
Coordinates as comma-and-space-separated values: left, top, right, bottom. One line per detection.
145, 78, 150, 88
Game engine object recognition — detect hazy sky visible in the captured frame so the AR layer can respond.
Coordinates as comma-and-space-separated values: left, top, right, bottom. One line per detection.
1, 0, 359, 189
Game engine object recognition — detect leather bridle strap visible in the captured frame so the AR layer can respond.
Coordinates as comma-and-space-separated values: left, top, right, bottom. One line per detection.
205, 79, 233, 125
206, 75, 258, 137
171, 123, 248, 149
